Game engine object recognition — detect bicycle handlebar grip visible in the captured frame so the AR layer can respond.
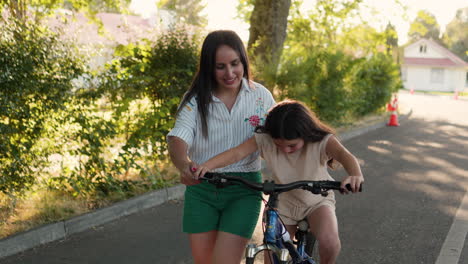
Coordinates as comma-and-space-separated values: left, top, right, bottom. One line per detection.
344, 183, 363, 192
203, 172, 217, 179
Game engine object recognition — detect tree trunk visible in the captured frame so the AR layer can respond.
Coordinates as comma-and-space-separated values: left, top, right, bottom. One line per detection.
248, 0, 291, 78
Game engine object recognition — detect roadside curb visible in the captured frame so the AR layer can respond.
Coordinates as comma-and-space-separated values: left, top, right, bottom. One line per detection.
340, 108, 412, 142
0, 185, 185, 259
0, 108, 413, 260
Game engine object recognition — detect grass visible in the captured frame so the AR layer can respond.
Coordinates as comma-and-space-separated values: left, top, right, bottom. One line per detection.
0, 190, 88, 238
402, 88, 468, 97
0, 164, 179, 239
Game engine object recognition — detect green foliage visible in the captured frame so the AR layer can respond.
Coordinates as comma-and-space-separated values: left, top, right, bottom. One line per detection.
82, 28, 200, 190
0, 19, 87, 195
103, 29, 199, 102
102, 29, 199, 155
273, 0, 401, 124
385, 22, 398, 47
43, 29, 199, 198
346, 54, 402, 116
408, 10, 441, 42
276, 49, 354, 122
236, 0, 256, 24
0, 13, 199, 202
339, 24, 388, 56
0, 0, 130, 21
442, 7, 468, 61
307, 0, 363, 45
157, 0, 207, 27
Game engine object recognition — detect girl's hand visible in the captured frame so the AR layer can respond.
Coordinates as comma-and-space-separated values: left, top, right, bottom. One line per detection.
179, 162, 201, 186
341, 175, 364, 194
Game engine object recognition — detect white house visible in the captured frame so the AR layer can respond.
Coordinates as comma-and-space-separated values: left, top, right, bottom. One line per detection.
401, 38, 468, 92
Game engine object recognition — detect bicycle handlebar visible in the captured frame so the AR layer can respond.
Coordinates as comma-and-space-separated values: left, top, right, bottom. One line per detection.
201, 172, 355, 196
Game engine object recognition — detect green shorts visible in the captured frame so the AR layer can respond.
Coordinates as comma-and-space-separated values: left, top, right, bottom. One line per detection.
183, 171, 262, 239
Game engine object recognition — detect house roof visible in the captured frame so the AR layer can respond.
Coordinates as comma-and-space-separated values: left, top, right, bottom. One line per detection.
48, 10, 156, 46
404, 57, 461, 67
403, 38, 468, 68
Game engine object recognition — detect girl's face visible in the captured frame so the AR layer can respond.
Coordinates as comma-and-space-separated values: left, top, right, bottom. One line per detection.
273, 138, 305, 154
214, 45, 244, 92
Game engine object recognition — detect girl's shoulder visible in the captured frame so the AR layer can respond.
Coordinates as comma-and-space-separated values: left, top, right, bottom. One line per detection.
254, 132, 273, 146
304, 134, 334, 150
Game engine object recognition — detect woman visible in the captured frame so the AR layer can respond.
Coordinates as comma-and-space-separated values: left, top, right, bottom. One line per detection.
167, 30, 275, 264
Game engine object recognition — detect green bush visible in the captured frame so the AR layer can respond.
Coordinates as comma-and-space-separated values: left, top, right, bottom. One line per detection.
45, 29, 200, 198
101, 28, 199, 163
276, 49, 354, 123
346, 53, 402, 116
0, 19, 87, 195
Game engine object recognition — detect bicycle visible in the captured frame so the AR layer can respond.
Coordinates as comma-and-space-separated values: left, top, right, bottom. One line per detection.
202, 172, 359, 264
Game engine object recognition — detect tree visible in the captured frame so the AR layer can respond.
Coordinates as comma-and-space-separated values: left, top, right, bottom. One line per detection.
0, 0, 130, 21
443, 7, 468, 61
408, 10, 441, 42
385, 22, 399, 62
157, 0, 207, 27
247, 0, 292, 82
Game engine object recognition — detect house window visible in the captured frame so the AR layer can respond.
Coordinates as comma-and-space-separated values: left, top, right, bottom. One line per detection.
430, 68, 444, 83
419, 44, 427, 53
466, 72, 468, 87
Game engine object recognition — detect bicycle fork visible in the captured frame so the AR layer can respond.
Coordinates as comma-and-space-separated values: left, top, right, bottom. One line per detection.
246, 243, 290, 262
245, 209, 292, 263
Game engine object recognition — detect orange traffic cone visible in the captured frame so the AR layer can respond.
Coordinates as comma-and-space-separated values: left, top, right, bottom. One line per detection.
454, 91, 459, 100
387, 112, 399, 126
387, 96, 399, 127
410, 88, 414, 95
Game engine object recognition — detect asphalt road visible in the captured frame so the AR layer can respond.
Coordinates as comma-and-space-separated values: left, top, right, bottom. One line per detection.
1, 92, 467, 264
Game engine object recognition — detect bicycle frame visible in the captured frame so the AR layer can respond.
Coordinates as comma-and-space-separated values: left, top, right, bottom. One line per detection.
245, 193, 317, 264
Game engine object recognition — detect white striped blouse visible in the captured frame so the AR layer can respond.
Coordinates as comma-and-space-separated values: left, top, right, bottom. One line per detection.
167, 78, 276, 172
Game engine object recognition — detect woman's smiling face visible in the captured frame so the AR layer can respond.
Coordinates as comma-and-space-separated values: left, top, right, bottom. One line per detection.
214, 45, 244, 92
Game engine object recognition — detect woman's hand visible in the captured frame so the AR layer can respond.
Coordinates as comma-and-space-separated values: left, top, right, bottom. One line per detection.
340, 175, 364, 194
191, 165, 211, 180
179, 161, 201, 186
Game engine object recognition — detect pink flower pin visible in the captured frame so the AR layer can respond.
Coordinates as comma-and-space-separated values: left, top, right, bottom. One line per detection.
246, 115, 261, 127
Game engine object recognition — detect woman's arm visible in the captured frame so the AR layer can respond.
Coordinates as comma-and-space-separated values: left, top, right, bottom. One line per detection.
325, 135, 364, 193
167, 136, 199, 185
194, 136, 259, 178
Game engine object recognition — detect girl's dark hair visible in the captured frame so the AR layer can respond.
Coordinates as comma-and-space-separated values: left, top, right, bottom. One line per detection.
176, 30, 251, 137
256, 100, 335, 142
256, 100, 337, 167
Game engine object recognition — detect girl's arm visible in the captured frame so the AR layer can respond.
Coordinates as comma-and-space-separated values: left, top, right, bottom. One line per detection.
325, 135, 364, 193
194, 136, 259, 178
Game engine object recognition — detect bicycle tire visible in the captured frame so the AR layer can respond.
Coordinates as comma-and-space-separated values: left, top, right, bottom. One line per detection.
245, 257, 255, 264
305, 231, 320, 262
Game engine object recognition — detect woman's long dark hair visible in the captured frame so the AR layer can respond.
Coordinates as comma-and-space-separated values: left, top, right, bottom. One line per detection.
176, 30, 251, 138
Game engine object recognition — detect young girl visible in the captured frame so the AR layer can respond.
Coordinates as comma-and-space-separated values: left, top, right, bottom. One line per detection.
193, 100, 364, 264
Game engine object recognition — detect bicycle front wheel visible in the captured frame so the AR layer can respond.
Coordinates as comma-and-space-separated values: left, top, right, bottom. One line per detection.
245, 257, 255, 264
